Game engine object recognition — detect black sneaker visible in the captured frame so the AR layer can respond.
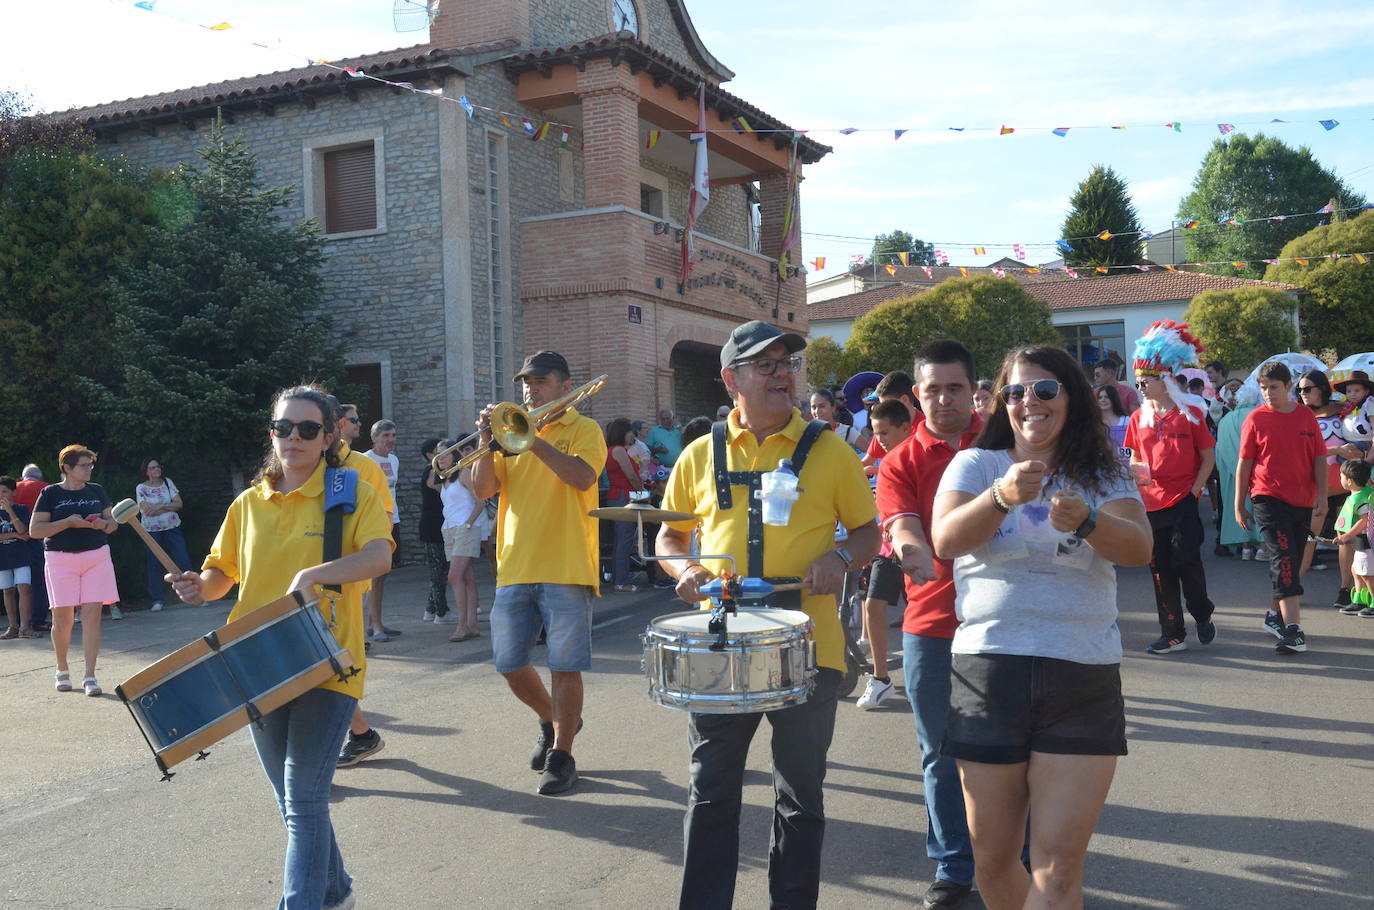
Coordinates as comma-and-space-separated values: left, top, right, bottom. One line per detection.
530, 718, 584, 772
1197, 619, 1217, 645
1334, 588, 1352, 609
922, 878, 972, 909
1213, 543, 1234, 557
537, 749, 578, 795
1146, 635, 1187, 654
337, 730, 385, 767
1275, 624, 1307, 654
1340, 601, 1365, 615
1262, 612, 1284, 639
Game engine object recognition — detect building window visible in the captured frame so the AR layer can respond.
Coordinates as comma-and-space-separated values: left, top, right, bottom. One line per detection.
303, 131, 387, 239
747, 182, 762, 252
488, 133, 509, 395
640, 184, 665, 218
1059, 321, 1126, 375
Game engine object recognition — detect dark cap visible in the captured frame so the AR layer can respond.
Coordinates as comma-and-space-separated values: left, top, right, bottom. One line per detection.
720, 320, 806, 369
514, 350, 570, 381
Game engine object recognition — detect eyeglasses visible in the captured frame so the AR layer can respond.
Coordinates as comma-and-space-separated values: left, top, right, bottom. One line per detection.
344, 416, 361, 425
1297, 385, 1319, 393
732, 354, 803, 376
999, 379, 1063, 403
73, 461, 96, 470
269, 419, 325, 440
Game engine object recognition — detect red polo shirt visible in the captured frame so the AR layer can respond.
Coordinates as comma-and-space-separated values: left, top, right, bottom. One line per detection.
1123, 404, 1214, 512
14, 478, 45, 511
875, 414, 982, 639
1239, 404, 1326, 508
864, 410, 925, 460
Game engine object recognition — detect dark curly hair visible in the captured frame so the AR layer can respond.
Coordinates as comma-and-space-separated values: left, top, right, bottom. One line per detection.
975, 345, 1125, 495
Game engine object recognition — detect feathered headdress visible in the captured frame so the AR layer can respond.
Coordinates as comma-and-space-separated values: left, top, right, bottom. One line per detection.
1131, 320, 1207, 426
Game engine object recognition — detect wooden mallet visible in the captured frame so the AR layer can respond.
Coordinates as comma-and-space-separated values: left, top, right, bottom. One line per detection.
112, 498, 203, 605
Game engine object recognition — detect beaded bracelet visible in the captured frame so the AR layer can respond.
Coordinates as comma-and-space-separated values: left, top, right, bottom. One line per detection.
990, 479, 1013, 514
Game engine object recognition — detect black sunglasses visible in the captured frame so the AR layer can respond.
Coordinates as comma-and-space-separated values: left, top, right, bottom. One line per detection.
999, 379, 1063, 403
269, 418, 325, 440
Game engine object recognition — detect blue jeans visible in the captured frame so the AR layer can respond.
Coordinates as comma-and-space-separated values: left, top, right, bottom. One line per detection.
607, 495, 635, 585
903, 633, 974, 886
490, 583, 593, 673
27, 539, 48, 626
250, 687, 357, 910
144, 525, 192, 602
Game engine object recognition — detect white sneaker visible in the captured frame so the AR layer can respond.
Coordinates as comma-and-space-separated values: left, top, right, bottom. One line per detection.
1241, 546, 1254, 560
109, 605, 124, 620
150, 601, 164, 613
855, 674, 894, 710
423, 610, 436, 622
434, 613, 458, 624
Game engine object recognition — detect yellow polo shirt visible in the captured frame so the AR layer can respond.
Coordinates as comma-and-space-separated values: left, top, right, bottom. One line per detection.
492, 407, 607, 588
340, 442, 395, 518
663, 409, 877, 672
203, 461, 394, 698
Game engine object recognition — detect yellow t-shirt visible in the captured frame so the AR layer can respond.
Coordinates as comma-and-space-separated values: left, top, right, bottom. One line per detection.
663, 409, 877, 671
341, 442, 395, 518
203, 460, 394, 698
492, 407, 607, 588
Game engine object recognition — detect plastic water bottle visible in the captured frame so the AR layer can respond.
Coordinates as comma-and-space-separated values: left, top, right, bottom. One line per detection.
757, 459, 800, 526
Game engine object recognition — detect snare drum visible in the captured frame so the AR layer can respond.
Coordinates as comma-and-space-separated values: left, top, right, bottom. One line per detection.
116, 591, 356, 778
643, 608, 815, 714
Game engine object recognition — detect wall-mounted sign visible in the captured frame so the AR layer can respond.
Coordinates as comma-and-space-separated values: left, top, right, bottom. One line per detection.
628, 304, 642, 324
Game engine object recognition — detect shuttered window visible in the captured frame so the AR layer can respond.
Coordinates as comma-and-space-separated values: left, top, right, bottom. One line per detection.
323, 144, 377, 234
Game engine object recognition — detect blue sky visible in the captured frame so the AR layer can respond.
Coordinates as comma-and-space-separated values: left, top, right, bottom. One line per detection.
7, 0, 1374, 277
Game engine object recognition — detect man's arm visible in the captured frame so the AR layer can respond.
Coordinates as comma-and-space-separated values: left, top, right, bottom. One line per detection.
802, 519, 880, 596
888, 515, 937, 585
1312, 453, 1329, 534
656, 523, 712, 604
529, 438, 597, 490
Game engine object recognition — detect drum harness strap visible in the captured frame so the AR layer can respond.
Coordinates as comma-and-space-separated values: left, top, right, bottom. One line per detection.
707, 418, 826, 634
321, 466, 361, 682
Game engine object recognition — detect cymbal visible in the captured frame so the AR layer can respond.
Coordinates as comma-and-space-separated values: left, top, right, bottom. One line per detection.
590, 505, 696, 523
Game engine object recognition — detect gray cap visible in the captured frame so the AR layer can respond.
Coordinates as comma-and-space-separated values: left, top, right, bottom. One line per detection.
720, 320, 806, 369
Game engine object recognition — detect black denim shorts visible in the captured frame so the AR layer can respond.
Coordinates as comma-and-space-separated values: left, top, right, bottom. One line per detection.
864, 553, 904, 604
943, 652, 1127, 764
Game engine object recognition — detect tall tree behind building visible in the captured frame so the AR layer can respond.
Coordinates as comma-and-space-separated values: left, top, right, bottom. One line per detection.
1177, 134, 1363, 279
862, 229, 936, 267
1060, 165, 1143, 268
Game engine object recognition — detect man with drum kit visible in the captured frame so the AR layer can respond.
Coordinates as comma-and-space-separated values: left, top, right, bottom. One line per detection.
470, 350, 608, 796
656, 320, 880, 910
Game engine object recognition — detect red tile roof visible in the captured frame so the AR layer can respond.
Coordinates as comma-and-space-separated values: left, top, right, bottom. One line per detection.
808, 283, 927, 320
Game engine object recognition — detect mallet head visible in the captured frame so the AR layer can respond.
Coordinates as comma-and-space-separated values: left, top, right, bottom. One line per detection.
112, 499, 141, 524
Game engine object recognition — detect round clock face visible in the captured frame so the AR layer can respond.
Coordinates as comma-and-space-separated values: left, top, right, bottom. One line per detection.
613, 0, 639, 35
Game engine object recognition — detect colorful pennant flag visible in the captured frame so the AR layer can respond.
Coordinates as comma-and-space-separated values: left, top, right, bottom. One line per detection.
1327, 253, 1342, 260
1096, 231, 1113, 241
559, 129, 570, 148
921, 266, 934, 278
520, 117, 535, 136
458, 95, 474, 118
1295, 258, 1310, 267
1229, 261, 1246, 268
1318, 202, 1335, 214
1355, 253, 1369, 264
973, 246, 986, 255
1184, 220, 1200, 229
992, 268, 1006, 278
1026, 267, 1041, 274
1057, 240, 1074, 253
850, 254, 866, 266
1065, 267, 1079, 278
1135, 265, 1152, 271
959, 267, 970, 277
1217, 123, 1236, 135
1094, 266, 1108, 274
1262, 259, 1280, 265
999, 125, 1014, 135
894, 129, 907, 140
1051, 127, 1070, 138
1112, 125, 1126, 130
730, 116, 753, 135
1164, 265, 1179, 272
1140, 230, 1154, 240
1013, 244, 1025, 260
1166, 122, 1182, 132
532, 122, 551, 141
898, 252, 910, 267
207, 21, 233, 30
884, 264, 897, 276
1319, 119, 1340, 131
810, 257, 826, 271
839, 127, 858, 135
499, 113, 513, 128
134, 1, 156, 9
342, 67, 362, 77
948, 127, 965, 132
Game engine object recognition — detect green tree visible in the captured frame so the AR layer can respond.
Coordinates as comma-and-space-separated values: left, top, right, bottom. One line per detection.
0, 89, 93, 185
1060, 165, 1143, 267
89, 119, 343, 471
804, 334, 845, 389
1177, 133, 1363, 278
0, 147, 159, 465
862, 229, 935, 268
1263, 210, 1374, 358
1182, 287, 1297, 374
842, 276, 1060, 379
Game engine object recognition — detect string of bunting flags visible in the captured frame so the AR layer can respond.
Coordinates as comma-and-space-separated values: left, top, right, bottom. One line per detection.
121, 1, 580, 147
809, 250, 1374, 279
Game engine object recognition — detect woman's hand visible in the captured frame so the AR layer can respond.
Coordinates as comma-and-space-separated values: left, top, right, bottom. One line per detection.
998, 460, 1047, 506
169, 570, 205, 604
287, 567, 322, 598
1049, 487, 1090, 533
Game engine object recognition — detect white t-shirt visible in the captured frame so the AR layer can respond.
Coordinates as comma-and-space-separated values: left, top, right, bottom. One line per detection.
363, 449, 400, 523
440, 477, 478, 529
935, 448, 1142, 665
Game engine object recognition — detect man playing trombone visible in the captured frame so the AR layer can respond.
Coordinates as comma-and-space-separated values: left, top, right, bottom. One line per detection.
470, 351, 607, 795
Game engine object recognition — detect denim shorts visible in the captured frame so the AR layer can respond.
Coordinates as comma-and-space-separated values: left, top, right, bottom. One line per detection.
944, 652, 1126, 764
490, 583, 594, 673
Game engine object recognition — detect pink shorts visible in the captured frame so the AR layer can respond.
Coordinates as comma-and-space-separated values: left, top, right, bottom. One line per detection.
45, 547, 120, 608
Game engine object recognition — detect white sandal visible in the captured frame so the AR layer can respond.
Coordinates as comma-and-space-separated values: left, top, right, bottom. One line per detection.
83, 677, 102, 697
55, 670, 72, 692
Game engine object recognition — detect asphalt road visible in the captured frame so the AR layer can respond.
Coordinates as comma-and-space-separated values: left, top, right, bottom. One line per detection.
3, 510, 1373, 909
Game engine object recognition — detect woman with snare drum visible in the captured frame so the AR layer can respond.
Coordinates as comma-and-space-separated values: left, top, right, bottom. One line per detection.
168, 385, 392, 910
28, 446, 119, 696
930, 345, 1151, 910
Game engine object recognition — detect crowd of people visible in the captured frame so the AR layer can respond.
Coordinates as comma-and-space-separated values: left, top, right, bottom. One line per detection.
14, 317, 1368, 910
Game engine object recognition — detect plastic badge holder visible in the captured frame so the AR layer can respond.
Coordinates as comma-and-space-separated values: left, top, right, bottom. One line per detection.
757, 459, 800, 526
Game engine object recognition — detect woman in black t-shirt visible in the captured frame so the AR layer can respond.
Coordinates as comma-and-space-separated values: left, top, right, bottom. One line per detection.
28, 445, 120, 696
417, 437, 451, 622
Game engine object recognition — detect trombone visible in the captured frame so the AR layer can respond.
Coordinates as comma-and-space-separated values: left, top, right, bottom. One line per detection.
431, 374, 608, 479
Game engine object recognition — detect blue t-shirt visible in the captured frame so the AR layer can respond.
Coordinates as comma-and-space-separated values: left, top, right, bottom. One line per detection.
0, 503, 30, 570
647, 425, 683, 467
34, 483, 112, 553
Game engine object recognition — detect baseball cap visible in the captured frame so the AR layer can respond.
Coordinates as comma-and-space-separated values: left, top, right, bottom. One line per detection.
719, 320, 806, 369
514, 350, 570, 381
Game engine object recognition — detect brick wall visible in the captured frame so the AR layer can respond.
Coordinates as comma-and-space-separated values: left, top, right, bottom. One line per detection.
430, 0, 530, 47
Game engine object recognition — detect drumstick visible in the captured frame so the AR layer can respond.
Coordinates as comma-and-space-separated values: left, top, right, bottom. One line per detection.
112, 499, 204, 605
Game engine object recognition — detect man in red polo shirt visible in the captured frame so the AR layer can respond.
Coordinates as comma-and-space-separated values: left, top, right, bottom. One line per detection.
876, 341, 981, 910
14, 465, 49, 631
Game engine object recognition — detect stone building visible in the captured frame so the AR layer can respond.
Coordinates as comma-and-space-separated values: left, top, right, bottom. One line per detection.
70, 0, 828, 524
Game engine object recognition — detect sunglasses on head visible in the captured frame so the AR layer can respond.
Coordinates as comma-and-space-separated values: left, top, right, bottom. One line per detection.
269, 418, 325, 440
999, 379, 1063, 403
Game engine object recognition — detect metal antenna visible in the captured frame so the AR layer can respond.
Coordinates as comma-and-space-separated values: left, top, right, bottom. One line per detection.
393, 0, 439, 33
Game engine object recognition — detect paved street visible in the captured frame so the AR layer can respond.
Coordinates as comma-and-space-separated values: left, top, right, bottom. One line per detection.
3, 511, 1373, 909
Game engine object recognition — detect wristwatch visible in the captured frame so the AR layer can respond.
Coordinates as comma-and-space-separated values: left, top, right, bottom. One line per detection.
833, 547, 854, 569
1073, 505, 1098, 540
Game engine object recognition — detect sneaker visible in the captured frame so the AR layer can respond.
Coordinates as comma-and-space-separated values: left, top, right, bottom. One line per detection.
337, 730, 385, 767
1241, 546, 1255, 561
855, 674, 894, 710
1146, 635, 1187, 654
530, 718, 583, 772
1334, 589, 1353, 609
923, 878, 972, 909
1213, 543, 1233, 557
150, 601, 164, 613
652, 579, 676, 590
1197, 619, 1217, 646
537, 749, 578, 795
1263, 612, 1284, 639
109, 605, 124, 620
422, 610, 436, 622
323, 892, 356, 910
434, 613, 458, 624
1360, 606, 1374, 618
1340, 601, 1365, 615
1309, 560, 1328, 572
1275, 624, 1307, 654
370, 630, 390, 643
382, 626, 402, 636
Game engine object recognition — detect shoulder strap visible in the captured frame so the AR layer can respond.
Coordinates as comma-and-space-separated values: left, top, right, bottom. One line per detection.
322, 468, 358, 594
165, 478, 178, 498
790, 420, 828, 476
712, 421, 733, 509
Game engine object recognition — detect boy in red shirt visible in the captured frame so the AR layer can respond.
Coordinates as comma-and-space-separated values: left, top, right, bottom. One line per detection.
1124, 325, 1217, 654
1237, 361, 1329, 654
